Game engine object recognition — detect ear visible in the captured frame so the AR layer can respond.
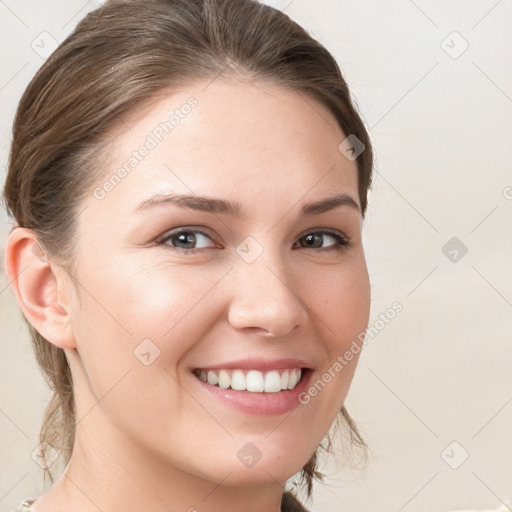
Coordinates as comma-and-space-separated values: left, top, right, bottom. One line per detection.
4, 227, 77, 349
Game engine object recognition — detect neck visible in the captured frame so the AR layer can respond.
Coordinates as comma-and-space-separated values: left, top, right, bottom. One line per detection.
33, 404, 285, 512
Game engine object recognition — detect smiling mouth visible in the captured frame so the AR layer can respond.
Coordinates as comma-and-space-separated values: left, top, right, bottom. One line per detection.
192, 367, 306, 393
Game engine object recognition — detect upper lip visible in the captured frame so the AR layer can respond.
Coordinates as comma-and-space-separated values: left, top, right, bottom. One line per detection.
193, 358, 314, 372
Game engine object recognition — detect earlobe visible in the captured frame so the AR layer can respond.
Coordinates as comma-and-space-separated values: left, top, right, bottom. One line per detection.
4, 227, 77, 349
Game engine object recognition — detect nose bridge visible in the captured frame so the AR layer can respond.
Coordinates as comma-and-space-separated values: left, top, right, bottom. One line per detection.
227, 242, 308, 337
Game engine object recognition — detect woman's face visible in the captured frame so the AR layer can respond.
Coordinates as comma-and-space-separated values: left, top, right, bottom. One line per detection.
66, 78, 370, 486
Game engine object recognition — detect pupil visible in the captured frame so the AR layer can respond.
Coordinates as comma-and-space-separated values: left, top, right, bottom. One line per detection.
305, 233, 321, 248
178, 232, 196, 248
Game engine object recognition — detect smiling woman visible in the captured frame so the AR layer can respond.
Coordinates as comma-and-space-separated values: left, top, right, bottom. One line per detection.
2, 1, 374, 511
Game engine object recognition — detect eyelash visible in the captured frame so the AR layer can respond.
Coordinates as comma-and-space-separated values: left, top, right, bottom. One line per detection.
154, 227, 351, 254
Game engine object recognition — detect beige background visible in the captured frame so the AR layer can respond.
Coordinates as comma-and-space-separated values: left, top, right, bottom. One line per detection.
1, 1, 511, 511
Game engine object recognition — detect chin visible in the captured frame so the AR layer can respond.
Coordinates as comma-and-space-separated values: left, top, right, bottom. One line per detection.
209, 448, 312, 488
218, 462, 306, 488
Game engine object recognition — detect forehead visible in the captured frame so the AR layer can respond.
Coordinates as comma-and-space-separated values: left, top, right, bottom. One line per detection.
87, 78, 359, 222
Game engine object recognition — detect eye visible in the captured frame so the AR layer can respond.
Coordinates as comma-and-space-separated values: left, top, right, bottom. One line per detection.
155, 227, 350, 254
295, 230, 350, 252
156, 228, 218, 253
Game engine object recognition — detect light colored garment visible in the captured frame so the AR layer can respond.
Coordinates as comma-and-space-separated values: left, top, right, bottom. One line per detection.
11, 492, 308, 511
11, 497, 512, 511
11, 500, 32, 512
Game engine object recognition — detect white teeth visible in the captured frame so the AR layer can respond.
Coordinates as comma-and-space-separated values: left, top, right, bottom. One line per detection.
207, 370, 218, 386
288, 369, 298, 389
281, 370, 289, 389
196, 368, 303, 393
246, 370, 264, 392
231, 370, 246, 391
218, 369, 230, 389
264, 371, 282, 393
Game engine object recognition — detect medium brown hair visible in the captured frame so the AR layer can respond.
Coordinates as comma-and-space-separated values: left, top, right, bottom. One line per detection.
2, 0, 373, 509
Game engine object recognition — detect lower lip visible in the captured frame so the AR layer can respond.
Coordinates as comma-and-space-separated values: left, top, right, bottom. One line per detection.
191, 369, 313, 416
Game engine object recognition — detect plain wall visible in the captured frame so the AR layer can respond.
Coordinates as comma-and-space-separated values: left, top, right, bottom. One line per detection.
1, 1, 511, 511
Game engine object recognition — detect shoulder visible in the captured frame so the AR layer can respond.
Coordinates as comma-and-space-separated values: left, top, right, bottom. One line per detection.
9, 500, 33, 512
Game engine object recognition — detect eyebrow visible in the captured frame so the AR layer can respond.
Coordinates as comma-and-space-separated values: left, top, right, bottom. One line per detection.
133, 192, 360, 217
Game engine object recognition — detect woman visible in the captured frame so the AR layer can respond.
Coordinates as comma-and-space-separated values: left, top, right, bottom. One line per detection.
2, 0, 374, 510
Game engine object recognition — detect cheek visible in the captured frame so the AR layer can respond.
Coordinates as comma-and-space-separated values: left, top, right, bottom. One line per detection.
79, 255, 226, 334
71, 259, 229, 386
306, 257, 370, 346
69, 264, 205, 438
296, 256, 370, 425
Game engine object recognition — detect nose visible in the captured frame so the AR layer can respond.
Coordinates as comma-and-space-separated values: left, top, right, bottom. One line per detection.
227, 252, 309, 338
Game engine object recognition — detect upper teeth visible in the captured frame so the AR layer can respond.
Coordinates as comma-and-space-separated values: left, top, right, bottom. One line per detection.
196, 368, 303, 393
